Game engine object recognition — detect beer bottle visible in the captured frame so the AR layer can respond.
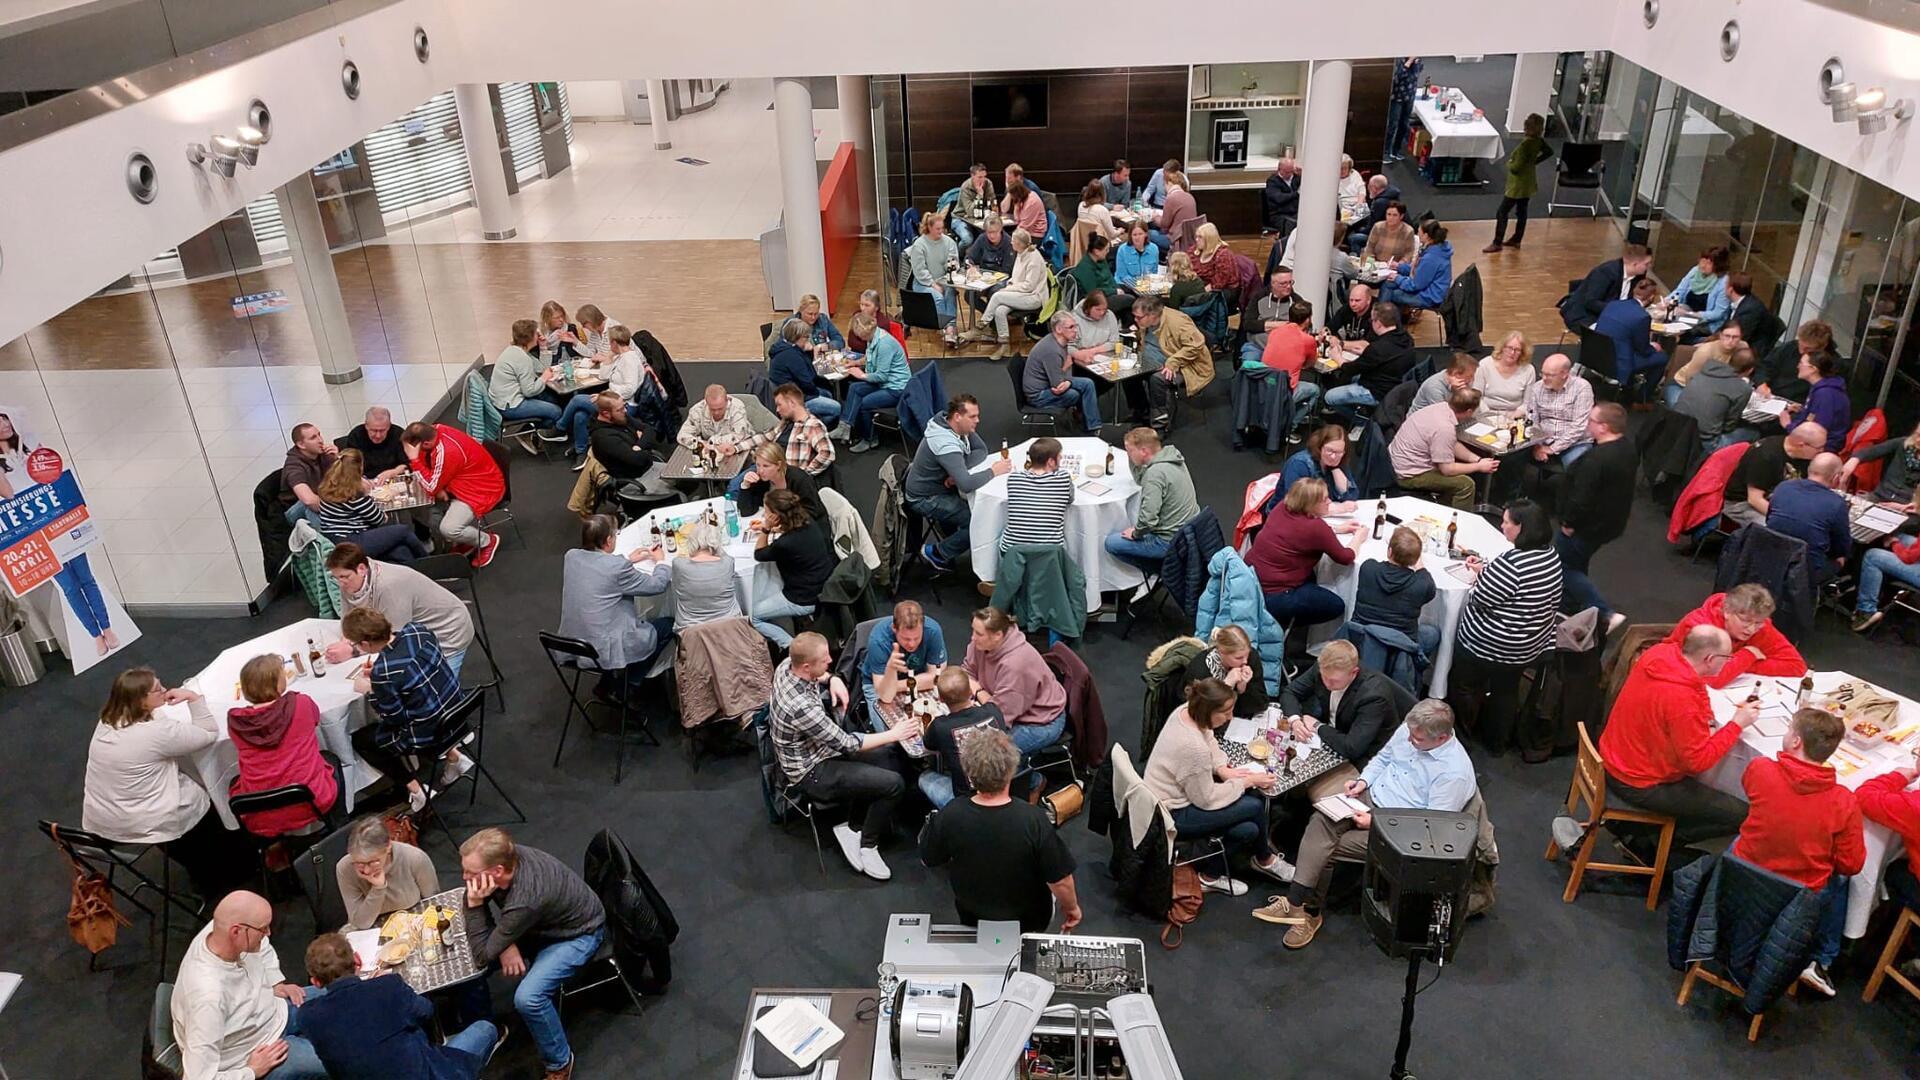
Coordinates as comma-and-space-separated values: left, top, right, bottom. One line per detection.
1000, 439, 1010, 461
307, 638, 326, 678
1446, 512, 1458, 554
1372, 496, 1387, 540
1796, 675, 1815, 708
1105, 447, 1115, 473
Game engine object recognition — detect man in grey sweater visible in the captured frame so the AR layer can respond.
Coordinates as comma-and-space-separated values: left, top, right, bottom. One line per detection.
905, 394, 1011, 571
1673, 346, 1757, 452
461, 828, 606, 1080
322, 543, 475, 678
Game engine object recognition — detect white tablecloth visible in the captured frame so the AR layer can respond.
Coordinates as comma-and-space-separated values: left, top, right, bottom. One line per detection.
1699, 671, 1913, 939
1413, 91, 1505, 160
1310, 498, 1512, 697
163, 617, 373, 830
967, 437, 1144, 611
614, 496, 779, 617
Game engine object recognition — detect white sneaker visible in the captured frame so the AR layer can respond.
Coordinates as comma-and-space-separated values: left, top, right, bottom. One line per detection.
439, 751, 475, 787
857, 846, 893, 881
1250, 856, 1295, 884
1551, 815, 1585, 852
1199, 874, 1249, 897
1799, 961, 1837, 997
831, 823, 863, 872
407, 785, 428, 813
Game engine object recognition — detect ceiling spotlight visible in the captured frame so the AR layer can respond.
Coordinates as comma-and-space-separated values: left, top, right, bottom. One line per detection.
1854, 89, 1914, 135
219, 131, 259, 168
1826, 81, 1858, 122
187, 140, 238, 177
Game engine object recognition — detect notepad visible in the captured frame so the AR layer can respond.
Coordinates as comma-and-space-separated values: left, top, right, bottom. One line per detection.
1464, 422, 1494, 438
1747, 396, 1790, 416
1858, 505, 1908, 533
1315, 794, 1369, 822
1078, 479, 1111, 496
752, 998, 843, 1069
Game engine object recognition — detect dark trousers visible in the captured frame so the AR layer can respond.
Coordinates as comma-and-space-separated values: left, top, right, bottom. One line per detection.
1492, 196, 1532, 244
350, 726, 419, 789
1447, 646, 1531, 754
341, 522, 430, 564
1554, 531, 1613, 622
1609, 776, 1750, 847
1169, 793, 1273, 878
593, 618, 676, 699
1888, 858, 1920, 913
1264, 584, 1348, 667
799, 746, 911, 845
165, 806, 260, 901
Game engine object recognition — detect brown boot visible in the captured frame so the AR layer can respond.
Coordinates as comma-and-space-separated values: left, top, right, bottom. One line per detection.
544, 1056, 575, 1080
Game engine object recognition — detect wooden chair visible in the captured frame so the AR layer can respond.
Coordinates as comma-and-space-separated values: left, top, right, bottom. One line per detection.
1677, 960, 1798, 1042
1544, 722, 1677, 910
1863, 905, 1920, 1003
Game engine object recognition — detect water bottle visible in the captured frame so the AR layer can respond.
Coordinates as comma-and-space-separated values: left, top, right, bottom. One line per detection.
561, 358, 575, 383
725, 497, 740, 539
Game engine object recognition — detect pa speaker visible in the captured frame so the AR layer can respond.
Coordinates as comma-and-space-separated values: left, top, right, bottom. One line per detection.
1362, 809, 1477, 960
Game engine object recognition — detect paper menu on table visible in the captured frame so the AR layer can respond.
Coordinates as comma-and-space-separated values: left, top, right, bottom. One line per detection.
1747, 396, 1790, 416
751, 997, 843, 1069
1314, 794, 1369, 822
1857, 505, 1908, 533
1464, 422, 1494, 437
1224, 715, 1260, 743
345, 929, 381, 973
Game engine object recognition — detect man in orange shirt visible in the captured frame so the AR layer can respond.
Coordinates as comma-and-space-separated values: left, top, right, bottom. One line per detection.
1253, 298, 1322, 424
1597, 625, 1759, 844
1662, 584, 1808, 689
1730, 707, 1863, 995
401, 421, 506, 567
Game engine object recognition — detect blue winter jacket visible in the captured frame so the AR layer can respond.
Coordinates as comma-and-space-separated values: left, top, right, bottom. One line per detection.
1195, 547, 1287, 695
1393, 240, 1454, 308
1667, 851, 1822, 1015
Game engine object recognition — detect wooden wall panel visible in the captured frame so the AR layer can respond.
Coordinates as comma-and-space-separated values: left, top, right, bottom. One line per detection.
1345, 60, 1395, 173
1126, 68, 1190, 172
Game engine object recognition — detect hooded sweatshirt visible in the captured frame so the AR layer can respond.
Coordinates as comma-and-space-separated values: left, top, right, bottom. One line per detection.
1133, 445, 1200, 538
1661, 592, 1807, 689
1732, 753, 1864, 889
1857, 770, 1920, 856
1598, 642, 1740, 788
1352, 561, 1437, 636
227, 691, 338, 836
1672, 360, 1754, 438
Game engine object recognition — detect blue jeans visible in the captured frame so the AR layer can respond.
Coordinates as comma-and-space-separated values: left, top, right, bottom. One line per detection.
1814, 873, 1850, 967
1033, 377, 1103, 430
285, 501, 321, 527
1385, 96, 1413, 159
1263, 584, 1348, 629
1661, 380, 1685, 408
275, 990, 333, 1080
1148, 228, 1172, 253
54, 553, 111, 638
1857, 546, 1920, 614
339, 522, 429, 564
446, 649, 467, 682
1104, 529, 1172, 574
514, 927, 606, 1072
910, 278, 957, 326
1010, 711, 1068, 756
844, 382, 901, 440
1555, 531, 1612, 622
1382, 284, 1427, 310
919, 770, 957, 808
804, 392, 843, 424
440, 1019, 498, 1074
909, 492, 972, 562
1324, 383, 1377, 415
1169, 792, 1274, 877
504, 396, 596, 452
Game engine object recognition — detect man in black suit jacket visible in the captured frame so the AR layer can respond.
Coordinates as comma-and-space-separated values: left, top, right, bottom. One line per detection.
1725, 270, 1770, 347
1277, 641, 1410, 797
1560, 244, 1653, 331
1263, 158, 1302, 234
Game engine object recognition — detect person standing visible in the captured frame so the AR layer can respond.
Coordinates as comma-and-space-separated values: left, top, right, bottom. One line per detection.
1555, 403, 1637, 629
1485, 114, 1554, 252
919, 728, 1081, 932
1384, 57, 1424, 162
1104, 426, 1200, 575
400, 421, 505, 568
296, 933, 498, 1080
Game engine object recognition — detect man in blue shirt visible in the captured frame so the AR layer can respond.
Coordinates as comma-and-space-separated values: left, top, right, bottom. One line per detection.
1765, 452, 1852, 585
1253, 700, 1476, 949
863, 600, 949, 730
296, 933, 498, 1080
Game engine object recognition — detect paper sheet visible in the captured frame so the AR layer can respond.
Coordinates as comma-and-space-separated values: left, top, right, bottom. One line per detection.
752, 998, 843, 1069
1224, 715, 1259, 743
1857, 505, 1908, 533
345, 929, 381, 973
1464, 422, 1493, 437
1747, 396, 1790, 416
1314, 794, 1369, 821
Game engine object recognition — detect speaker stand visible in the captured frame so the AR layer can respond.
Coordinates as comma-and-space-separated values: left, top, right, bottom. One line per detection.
1389, 949, 1424, 1080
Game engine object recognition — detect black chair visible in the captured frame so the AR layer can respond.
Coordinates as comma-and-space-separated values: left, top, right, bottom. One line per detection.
1575, 328, 1622, 399
226, 784, 327, 922
1548, 142, 1606, 217
294, 822, 355, 933
1006, 352, 1065, 434
39, 820, 203, 971
479, 439, 524, 548
539, 631, 664, 784
411, 689, 526, 847
758, 321, 775, 355
1375, 380, 1421, 440
414, 553, 505, 707
899, 290, 952, 356
751, 708, 838, 873
564, 936, 651, 1015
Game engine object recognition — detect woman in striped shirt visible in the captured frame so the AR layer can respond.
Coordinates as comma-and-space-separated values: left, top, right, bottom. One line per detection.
314, 451, 429, 565
1000, 438, 1076, 552
1446, 500, 1563, 758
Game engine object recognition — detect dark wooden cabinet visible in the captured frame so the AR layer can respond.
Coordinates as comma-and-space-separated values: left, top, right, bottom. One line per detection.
1344, 60, 1395, 173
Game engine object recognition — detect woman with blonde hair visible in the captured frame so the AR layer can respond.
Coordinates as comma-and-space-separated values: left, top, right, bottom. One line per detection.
1152, 170, 1197, 253
1191, 223, 1239, 293
980, 227, 1049, 359
1471, 330, 1538, 421
1165, 250, 1204, 308
313, 450, 429, 563
536, 299, 584, 362
1186, 624, 1270, 716
907, 214, 963, 345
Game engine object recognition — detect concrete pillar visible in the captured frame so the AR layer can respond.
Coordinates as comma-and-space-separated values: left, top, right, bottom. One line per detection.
645, 79, 672, 150
837, 74, 878, 231
1295, 60, 1352, 330
774, 77, 829, 308
1507, 53, 1558, 135
454, 82, 517, 240
273, 173, 361, 385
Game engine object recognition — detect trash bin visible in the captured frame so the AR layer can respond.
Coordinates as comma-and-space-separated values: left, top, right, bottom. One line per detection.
0, 619, 44, 687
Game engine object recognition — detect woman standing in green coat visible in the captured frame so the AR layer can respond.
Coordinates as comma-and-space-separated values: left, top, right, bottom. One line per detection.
1486, 113, 1555, 252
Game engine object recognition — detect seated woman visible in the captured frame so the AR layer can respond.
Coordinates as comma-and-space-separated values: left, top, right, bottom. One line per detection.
334, 815, 439, 931
906, 214, 962, 345
342, 608, 469, 813
1380, 220, 1454, 312
1249, 478, 1366, 666
1075, 180, 1119, 244
1165, 251, 1205, 308
559, 514, 674, 702
1663, 244, 1731, 338
1444, 500, 1563, 760
979, 228, 1049, 360
1471, 331, 1538, 422
1184, 624, 1269, 717
1845, 420, 1920, 523
749, 489, 837, 647
670, 522, 789, 645
1191, 224, 1242, 304
84, 667, 255, 900
1069, 234, 1131, 322
844, 289, 907, 355
1140, 677, 1290, 895
1774, 350, 1850, 452
1278, 426, 1360, 516
838, 312, 912, 454
1114, 220, 1161, 289
313, 451, 429, 564
227, 653, 340, 837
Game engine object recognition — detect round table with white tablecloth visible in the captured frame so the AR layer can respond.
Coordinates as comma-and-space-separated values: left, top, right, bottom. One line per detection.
614, 496, 781, 617
1308, 497, 1512, 696
966, 436, 1143, 612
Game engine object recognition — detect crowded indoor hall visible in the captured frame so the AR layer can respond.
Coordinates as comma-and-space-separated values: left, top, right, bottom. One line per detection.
4, 2, 1920, 1077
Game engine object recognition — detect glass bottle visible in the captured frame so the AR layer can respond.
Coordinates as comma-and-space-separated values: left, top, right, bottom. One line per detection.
307, 638, 326, 678
1372, 496, 1387, 540
1446, 513, 1458, 554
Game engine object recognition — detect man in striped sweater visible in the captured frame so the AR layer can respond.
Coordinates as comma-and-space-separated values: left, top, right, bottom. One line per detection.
1000, 438, 1075, 552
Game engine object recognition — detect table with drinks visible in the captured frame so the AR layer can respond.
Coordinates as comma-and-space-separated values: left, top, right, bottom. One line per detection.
1411, 85, 1502, 187
663, 443, 747, 498
1073, 340, 1151, 421
343, 887, 483, 993
1110, 203, 1160, 227
548, 356, 611, 396
1127, 272, 1174, 297
1216, 706, 1351, 798
946, 267, 1007, 335
1699, 671, 1918, 939
814, 348, 861, 400
966, 436, 1144, 612
370, 474, 431, 513
1309, 497, 1513, 696
613, 495, 779, 619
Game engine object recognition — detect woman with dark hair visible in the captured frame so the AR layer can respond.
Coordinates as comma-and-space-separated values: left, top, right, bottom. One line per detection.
749, 489, 837, 646
1278, 424, 1360, 511
1077, 180, 1119, 244
1139, 677, 1289, 895
1777, 350, 1851, 451
1446, 500, 1564, 758
557, 513, 673, 703
1381, 220, 1454, 311
1664, 245, 1732, 335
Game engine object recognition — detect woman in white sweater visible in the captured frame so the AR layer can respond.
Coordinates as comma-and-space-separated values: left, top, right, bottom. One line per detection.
982, 228, 1050, 359
1471, 330, 1539, 421
1140, 678, 1289, 895
83, 666, 253, 897
906, 213, 962, 344
1076, 181, 1119, 244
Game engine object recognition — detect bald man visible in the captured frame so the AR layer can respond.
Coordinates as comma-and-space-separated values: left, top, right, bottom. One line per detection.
1766, 451, 1853, 583
338, 406, 409, 480
173, 891, 330, 1080
1722, 421, 1827, 527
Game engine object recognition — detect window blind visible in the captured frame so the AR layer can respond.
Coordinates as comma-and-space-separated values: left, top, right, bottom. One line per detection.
363, 89, 472, 216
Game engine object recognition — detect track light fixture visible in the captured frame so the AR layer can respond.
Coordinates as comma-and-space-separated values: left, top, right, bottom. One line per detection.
186, 141, 238, 177
1825, 81, 1859, 122
1853, 89, 1914, 135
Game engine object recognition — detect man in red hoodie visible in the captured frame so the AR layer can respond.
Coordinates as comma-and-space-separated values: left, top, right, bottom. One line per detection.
1599, 625, 1759, 844
1857, 757, 1920, 924
1663, 584, 1808, 690
1731, 707, 1863, 996
401, 421, 505, 568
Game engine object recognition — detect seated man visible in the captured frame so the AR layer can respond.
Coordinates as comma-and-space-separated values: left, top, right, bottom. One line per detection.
766, 319, 843, 425
489, 319, 595, 455
769, 632, 919, 880
1672, 344, 1757, 453
281, 422, 341, 527
1130, 295, 1214, 430
1663, 583, 1807, 689
342, 607, 467, 814
919, 666, 1012, 808
1661, 321, 1746, 407
1520, 353, 1597, 480
1593, 278, 1667, 387
904, 394, 1011, 572
1323, 302, 1417, 416
586, 391, 664, 483
336, 407, 409, 481
769, 382, 836, 480
1753, 319, 1832, 404
1241, 268, 1303, 357
863, 599, 950, 732
919, 727, 1081, 933
460, 828, 606, 1080
1387, 387, 1498, 510
1024, 313, 1102, 433
1765, 451, 1851, 584
1277, 640, 1404, 795
1104, 426, 1200, 575
335, 815, 440, 931
1261, 156, 1300, 234
323, 543, 475, 678
173, 890, 329, 1080
1597, 625, 1758, 846
1001, 437, 1076, 554
732, 442, 826, 520
1858, 756, 1920, 928
297, 934, 497, 1079
1253, 700, 1476, 948
1253, 299, 1323, 419
1730, 707, 1863, 997
1559, 243, 1651, 331
1349, 526, 1443, 658
1725, 270, 1771, 345
401, 421, 506, 567
1411, 351, 1477, 412
1322, 282, 1378, 347
677, 384, 772, 461
1720, 421, 1825, 528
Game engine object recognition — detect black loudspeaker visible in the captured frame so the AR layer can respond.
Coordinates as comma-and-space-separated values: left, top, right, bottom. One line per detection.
1362, 810, 1477, 961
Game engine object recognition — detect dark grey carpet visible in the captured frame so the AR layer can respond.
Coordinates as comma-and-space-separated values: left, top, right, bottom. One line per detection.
1378, 55, 1562, 228
4, 356, 1915, 1077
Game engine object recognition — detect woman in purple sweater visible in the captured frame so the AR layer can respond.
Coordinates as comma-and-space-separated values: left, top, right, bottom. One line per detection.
1774, 351, 1850, 451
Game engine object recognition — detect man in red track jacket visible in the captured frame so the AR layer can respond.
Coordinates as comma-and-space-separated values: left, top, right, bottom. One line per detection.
402, 421, 506, 567
1599, 625, 1759, 845
1858, 760, 1920, 920
1663, 585, 1808, 690
1731, 707, 1863, 995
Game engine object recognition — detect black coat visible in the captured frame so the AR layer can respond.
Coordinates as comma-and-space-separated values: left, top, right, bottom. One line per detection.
1560, 258, 1645, 331
1728, 295, 1769, 346
1562, 436, 1639, 546
1715, 524, 1815, 643
1667, 852, 1822, 1015
1160, 510, 1227, 619
1277, 667, 1405, 766
1262, 173, 1302, 232
588, 416, 663, 480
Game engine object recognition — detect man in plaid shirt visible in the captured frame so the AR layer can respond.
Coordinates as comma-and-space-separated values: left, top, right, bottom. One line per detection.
769, 632, 919, 880
772, 383, 836, 477
1518, 352, 1597, 498
342, 606, 467, 813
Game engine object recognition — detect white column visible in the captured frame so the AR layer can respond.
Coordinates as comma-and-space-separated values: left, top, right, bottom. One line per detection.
1506, 53, 1558, 135
273, 173, 361, 385
454, 82, 517, 240
1294, 60, 1352, 330
645, 79, 673, 150
775, 77, 829, 307
837, 74, 878, 231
